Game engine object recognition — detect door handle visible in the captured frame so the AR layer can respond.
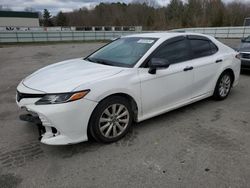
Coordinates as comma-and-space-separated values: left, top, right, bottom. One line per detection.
183, 66, 193, 71
215, 59, 223, 63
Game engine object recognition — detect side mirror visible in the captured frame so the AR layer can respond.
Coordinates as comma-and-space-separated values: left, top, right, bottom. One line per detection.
148, 58, 170, 74
241, 38, 246, 42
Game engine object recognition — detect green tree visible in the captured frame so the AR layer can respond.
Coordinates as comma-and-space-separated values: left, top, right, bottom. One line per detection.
43, 9, 52, 26
56, 11, 67, 26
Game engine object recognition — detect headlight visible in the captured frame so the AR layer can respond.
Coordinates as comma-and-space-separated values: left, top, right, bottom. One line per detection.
35, 90, 90, 105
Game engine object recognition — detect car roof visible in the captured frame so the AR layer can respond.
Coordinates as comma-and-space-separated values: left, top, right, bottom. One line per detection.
123, 32, 212, 40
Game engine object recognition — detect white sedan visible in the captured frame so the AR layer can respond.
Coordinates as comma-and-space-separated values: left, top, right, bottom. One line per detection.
16, 33, 241, 145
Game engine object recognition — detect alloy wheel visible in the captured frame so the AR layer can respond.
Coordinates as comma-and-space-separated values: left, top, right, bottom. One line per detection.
218, 74, 231, 97
99, 104, 130, 138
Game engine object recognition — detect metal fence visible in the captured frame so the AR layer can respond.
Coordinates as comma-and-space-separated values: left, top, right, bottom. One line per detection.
173, 26, 250, 38
0, 31, 148, 43
0, 26, 143, 32
1, 26, 250, 43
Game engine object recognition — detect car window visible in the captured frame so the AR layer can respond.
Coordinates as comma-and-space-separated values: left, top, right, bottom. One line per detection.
87, 37, 157, 67
189, 39, 217, 58
152, 39, 191, 64
210, 41, 218, 54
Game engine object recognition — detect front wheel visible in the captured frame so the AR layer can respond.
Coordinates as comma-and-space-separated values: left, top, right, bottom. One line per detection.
213, 72, 233, 100
89, 96, 133, 143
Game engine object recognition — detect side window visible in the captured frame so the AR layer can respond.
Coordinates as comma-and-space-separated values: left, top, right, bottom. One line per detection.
152, 39, 190, 64
189, 39, 211, 58
189, 39, 218, 58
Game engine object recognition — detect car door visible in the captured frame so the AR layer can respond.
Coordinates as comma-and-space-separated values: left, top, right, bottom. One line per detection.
138, 36, 194, 119
187, 35, 222, 97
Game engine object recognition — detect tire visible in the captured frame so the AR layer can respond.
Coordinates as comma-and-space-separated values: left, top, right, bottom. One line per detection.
88, 96, 133, 143
213, 71, 233, 100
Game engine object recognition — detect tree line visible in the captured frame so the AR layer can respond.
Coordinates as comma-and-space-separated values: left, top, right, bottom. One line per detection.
42, 0, 250, 30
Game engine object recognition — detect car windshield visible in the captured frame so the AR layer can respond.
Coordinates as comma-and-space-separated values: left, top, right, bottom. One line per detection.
86, 37, 158, 67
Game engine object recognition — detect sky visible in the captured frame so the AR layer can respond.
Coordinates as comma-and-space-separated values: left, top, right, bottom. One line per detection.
0, 0, 249, 15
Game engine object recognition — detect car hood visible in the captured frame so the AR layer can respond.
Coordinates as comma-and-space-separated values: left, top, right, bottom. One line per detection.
239, 42, 250, 52
22, 58, 124, 93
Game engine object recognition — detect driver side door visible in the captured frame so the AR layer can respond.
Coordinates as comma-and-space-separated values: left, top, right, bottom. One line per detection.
138, 36, 194, 120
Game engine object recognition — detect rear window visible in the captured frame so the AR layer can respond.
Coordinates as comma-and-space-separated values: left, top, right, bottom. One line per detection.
189, 39, 218, 58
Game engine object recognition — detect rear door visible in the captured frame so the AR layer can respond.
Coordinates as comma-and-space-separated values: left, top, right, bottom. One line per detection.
187, 35, 222, 98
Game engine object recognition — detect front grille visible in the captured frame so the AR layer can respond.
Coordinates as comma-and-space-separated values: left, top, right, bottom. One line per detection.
241, 53, 250, 59
16, 90, 46, 102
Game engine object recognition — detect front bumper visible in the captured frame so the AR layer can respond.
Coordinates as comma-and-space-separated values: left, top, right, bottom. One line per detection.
17, 84, 98, 145
240, 52, 250, 69
241, 59, 250, 69
19, 113, 46, 140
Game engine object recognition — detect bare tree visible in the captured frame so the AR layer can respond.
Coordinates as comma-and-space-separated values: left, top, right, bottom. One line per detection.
61, 1, 250, 30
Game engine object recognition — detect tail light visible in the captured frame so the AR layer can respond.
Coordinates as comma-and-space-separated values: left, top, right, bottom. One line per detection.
235, 53, 241, 59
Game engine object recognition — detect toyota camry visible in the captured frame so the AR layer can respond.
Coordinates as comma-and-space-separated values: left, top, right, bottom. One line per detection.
16, 32, 241, 145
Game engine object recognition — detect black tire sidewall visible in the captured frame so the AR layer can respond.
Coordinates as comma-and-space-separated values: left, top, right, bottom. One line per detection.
89, 96, 133, 143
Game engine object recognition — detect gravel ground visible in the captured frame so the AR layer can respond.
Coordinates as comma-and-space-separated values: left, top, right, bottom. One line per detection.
0, 39, 250, 188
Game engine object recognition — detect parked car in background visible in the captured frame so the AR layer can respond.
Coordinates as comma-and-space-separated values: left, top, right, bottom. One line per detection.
16, 33, 241, 145
238, 36, 250, 69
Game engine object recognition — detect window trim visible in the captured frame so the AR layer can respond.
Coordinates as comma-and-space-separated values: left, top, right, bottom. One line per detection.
139, 35, 219, 68
139, 36, 193, 68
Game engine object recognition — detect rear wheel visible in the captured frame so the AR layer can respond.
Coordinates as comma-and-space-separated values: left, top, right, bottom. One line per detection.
213, 72, 233, 100
89, 96, 133, 143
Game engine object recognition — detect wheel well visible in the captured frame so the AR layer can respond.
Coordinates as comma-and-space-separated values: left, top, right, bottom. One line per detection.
87, 93, 138, 140
99, 93, 138, 122
222, 69, 235, 84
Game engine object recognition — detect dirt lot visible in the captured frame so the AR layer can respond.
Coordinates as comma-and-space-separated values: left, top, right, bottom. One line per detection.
0, 39, 250, 188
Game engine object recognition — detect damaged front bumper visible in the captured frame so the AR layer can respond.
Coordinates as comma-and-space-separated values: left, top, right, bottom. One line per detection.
16, 83, 98, 145
19, 111, 57, 141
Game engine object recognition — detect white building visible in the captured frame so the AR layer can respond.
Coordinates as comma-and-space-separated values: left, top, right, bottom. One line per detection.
0, 11, 39, 27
